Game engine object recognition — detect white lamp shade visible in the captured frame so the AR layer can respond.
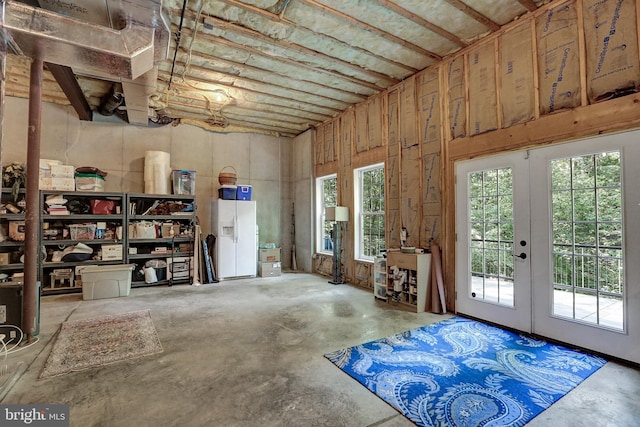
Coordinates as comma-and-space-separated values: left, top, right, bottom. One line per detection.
325, 206, 349, 222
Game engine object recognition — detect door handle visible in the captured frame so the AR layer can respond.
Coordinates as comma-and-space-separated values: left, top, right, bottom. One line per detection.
514, 252, 527, 260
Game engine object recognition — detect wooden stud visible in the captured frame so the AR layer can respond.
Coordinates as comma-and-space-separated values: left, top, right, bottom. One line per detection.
576, 0, 588, 107
530, 18, 541, 120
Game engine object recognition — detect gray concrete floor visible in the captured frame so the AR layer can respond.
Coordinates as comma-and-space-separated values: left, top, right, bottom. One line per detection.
2, 272, 640, 426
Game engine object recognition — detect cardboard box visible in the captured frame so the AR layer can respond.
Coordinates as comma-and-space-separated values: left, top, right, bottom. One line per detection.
161, 223, 180, 238
259, 248, 281, 262
0, 253, 10, 265
39, 159, 62, 179
39, 176, 75, 190
50, 164, 75, 178
101, 244, 123, 261
259, 262, 281, 277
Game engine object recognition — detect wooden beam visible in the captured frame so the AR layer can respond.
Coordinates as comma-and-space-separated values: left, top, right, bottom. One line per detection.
516, 0, 539, 12
45, 63, 92, 121
372, 0, 468, 48
444, 0, 501, 31
213, 0, 420, 74
300, 0, 442, 61
448, 93, 640, 161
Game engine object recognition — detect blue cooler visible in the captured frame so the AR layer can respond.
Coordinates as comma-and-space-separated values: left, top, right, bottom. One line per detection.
237, 185, 252, 200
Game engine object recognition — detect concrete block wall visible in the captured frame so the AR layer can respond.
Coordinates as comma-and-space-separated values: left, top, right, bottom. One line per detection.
2, 97, 295, 268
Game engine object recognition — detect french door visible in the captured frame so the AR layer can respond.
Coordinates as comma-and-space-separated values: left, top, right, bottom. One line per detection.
455, 130, 640, 364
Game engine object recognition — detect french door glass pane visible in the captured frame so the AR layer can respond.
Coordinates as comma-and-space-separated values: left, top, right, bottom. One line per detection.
550, 151, 624, 330
468, 167, 514, 307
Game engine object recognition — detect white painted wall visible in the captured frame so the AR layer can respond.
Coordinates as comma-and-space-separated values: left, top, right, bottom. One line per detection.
1, 97, 294, 267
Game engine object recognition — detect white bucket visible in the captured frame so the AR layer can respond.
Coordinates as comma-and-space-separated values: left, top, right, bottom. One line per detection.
144, 151, 171, 194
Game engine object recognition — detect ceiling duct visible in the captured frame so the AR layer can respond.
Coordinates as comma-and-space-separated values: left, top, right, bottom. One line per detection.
1, 1, 155, 81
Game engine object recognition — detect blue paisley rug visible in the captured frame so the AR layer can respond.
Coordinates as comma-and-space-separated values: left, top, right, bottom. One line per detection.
324, 316, 606, 426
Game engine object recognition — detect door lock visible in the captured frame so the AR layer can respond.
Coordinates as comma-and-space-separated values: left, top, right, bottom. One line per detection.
514, 252, 527, 260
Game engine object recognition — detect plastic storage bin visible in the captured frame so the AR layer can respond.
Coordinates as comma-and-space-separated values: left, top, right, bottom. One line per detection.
172, 170, 196, 195
81, 264, 135, 300
69, 223, 97, 240
75, 174, 105, 192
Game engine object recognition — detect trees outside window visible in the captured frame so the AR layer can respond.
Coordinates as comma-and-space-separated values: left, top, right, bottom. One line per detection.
355, 163, 385, 261
316, 174, 337, 253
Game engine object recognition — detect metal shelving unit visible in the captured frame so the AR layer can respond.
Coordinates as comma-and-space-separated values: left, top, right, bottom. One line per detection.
39, 190, 127, 295
126, 193, 196, 288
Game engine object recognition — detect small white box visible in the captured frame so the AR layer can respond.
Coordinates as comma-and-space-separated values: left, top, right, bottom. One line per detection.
168, 256, 192, 281
101, 244, 123, 261
50, 178, 75, 191
50, 165, 75, 178
39, 159, 63, 179
259, 262, 281, 277
81, 264, 134, 300
39, 177, 52, 190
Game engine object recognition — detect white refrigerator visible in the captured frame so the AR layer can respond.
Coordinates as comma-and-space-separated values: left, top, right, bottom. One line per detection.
212, 199, 257, 279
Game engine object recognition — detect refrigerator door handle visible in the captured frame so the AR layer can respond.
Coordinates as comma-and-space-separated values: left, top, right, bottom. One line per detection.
234, 216, 238, 243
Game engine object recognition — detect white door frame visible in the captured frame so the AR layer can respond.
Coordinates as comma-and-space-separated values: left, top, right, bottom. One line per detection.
529, 130, 640, 364
455, 150, 532, 332
455, 129, 640, 364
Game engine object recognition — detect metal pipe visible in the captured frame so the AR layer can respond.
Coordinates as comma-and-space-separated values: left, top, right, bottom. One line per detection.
168, 0, 188, 90
23, 56, 43, 342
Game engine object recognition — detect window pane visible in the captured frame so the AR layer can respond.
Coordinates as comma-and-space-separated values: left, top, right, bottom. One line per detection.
550, 152, 623, 330
359, 165, 385, 259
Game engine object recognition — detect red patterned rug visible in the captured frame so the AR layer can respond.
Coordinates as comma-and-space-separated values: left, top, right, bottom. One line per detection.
39, 310, 163, 379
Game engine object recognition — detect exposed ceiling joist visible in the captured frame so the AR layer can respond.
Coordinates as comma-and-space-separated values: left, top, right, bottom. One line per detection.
517, 0, 540, 12
371, 0, 468, 49
214, 0, 420, 75
444, 0, 501, 32
176, 30, 372, 101
298, 0, 442, 61
199, 15, 399, 89
4, 0, 546, 136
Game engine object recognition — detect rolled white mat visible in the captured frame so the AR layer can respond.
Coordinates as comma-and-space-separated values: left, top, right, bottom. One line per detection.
144, 150, 171, 194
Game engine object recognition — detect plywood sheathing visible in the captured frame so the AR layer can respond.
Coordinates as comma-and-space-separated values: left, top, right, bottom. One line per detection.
583, 0, 640, 102
536, 1, 582, 114
500, 24, 536, 126
354, 261, 372, 288
468, 42, 498, 135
